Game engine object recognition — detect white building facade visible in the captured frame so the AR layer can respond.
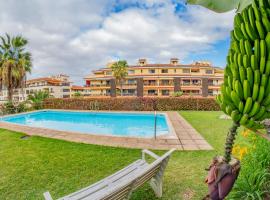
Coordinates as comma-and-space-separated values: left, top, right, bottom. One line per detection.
0, 74, 71, 103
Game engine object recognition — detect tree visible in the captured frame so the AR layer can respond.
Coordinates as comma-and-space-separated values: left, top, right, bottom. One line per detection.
28, 90, 50, 110
187, 0, 270, 199
0, 34, 32, 101
111, 60, 128, 96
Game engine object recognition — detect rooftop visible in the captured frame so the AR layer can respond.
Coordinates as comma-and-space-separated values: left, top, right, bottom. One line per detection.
26, 74, 71, 84
71, 85, 85, 90
91, 58, 223, 74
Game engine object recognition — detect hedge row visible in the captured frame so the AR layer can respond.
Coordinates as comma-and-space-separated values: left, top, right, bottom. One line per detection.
43, 97, 220, 111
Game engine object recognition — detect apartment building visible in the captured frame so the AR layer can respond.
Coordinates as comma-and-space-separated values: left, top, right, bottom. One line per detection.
0, 74, 71, 102
70, 85, 91, 97
84, 58, 224, 97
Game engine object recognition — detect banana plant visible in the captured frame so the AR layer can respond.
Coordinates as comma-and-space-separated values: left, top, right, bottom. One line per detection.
187, 0, 270, 199
187, 0, 252, 13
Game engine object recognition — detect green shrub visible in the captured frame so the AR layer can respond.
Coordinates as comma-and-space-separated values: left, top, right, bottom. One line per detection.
1, 101, 29, 114
2, 101, 16, 114
43, 97, 220, 111
16, 101, 29, 113
172, 91, 183, 97
230, 135, 270, 199
73, 92, 82, 97
28, 90, 50, 110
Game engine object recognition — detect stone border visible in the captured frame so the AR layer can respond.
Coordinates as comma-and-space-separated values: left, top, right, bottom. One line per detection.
0, 110, 213, 151
1, 109, 178, 139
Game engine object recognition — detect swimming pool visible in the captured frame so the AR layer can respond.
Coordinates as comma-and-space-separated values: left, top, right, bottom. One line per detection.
1, 110, 170, 137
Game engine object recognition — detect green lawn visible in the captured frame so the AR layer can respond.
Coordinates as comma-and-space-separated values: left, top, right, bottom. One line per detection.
0, 111, 243, 200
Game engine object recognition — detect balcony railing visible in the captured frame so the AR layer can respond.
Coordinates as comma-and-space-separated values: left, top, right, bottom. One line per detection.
122, 93, 137, 96
123, 83, 137, 86
86, 93, 111, 96
144, 83, 158, 86
159, 83, 174, 86
89, 84, 110, 87
208, 82, 222, 86
117, 83, 137, 87
181, 82, 202, 86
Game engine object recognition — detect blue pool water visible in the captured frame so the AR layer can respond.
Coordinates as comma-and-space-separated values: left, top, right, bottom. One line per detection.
1, 110, 170, 137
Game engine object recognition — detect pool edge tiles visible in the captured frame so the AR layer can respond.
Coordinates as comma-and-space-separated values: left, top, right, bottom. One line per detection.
0, 109, 176, 139
0, 110, 213, 151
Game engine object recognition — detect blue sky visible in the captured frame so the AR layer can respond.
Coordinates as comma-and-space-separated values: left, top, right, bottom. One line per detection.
186, 38, 230, 66
0, 0, 234, 84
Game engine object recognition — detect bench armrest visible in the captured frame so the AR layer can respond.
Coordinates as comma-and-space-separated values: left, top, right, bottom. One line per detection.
43, 192, 53, 200
142, 149, 160, 160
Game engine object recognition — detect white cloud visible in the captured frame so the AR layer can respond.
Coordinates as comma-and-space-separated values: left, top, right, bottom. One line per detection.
0, 0, 235, 84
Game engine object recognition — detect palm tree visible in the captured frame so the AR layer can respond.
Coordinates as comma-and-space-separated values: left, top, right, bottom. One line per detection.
111, 60, 128, 96
0, 34, 32, 101
28, 90, 50, 110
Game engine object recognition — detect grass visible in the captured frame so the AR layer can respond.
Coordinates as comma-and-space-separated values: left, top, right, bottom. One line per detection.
0, 111, 243, 200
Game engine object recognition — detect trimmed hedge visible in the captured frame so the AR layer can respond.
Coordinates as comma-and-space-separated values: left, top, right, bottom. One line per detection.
43, 97, 220, 111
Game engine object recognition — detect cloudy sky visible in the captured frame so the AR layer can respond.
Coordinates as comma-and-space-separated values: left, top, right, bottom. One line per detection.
0, 0, 235, 84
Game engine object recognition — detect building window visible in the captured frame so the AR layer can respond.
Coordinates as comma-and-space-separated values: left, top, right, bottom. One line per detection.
182, 80, 190, 85
183, 69, 190, 73
148, 90, 157, 96
61, 83, 70, 86
161, 80, 170, 85
161, 69, 168, 73
206, 69, 213, 74
145, 80, 156, 86
122, 89, 136, 96
161, 90, 170, 96
63, 89, 70, 92
141, 69, 143, 73
174, 69, 177, 73
128, 70, 135, 74
191, 80, 201, 85
191, 68, 200, 73
148, 69, 155, 74
127, 79, 136, 84
106, 71, 112, 75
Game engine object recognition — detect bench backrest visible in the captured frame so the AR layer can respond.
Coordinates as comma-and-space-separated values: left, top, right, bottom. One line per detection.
133, 149, 174, 190
98, 149, 174, 200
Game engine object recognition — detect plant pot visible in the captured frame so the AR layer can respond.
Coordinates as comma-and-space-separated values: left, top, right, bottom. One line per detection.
205, 156, 241, 200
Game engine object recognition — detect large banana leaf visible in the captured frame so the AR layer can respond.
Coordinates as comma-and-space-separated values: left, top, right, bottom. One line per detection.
187, 0, 252, 13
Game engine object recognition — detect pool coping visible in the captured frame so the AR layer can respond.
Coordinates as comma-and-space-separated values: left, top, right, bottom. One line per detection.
0, 109, 177, 139
0, 109, 213, 151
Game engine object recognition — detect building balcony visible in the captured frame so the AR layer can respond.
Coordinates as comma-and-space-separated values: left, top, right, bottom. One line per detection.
208, 82, 222, 86
122, 93, 137, 96
87, 93, 110, 96
145, 93, 158, 96
88, 84, 111, 88
144, 83, 158, 86
181, 83, 202, 86
159, 83, 174, 86
123, 83, 137, 86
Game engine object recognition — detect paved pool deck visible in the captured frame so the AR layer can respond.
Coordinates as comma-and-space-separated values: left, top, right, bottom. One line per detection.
0, 111, 212, 151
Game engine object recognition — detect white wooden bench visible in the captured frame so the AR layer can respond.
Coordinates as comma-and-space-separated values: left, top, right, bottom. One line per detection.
43, 149, 175, 200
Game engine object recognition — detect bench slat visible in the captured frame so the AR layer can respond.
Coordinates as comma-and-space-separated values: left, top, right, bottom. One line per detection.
62, 160, 148, 200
